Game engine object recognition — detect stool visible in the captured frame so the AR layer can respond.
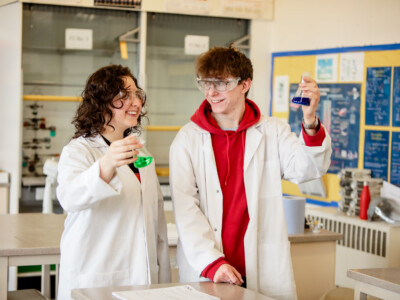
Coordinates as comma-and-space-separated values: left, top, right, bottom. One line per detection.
7, 289, 48, 300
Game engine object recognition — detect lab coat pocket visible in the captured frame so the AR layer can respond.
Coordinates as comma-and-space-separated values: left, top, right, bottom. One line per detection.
77, 269, 130, 288
259, 241, 295, 299
260, 161, 282, 197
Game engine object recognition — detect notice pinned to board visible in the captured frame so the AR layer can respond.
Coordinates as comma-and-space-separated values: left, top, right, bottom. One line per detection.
365, 67, 392, 126
364, 130, 389, 180
315, 54, 338, 82
165, 0, 211, 14
339, 52, 364, 82
65, 28, 93, 50
392, 67, 400, 127
273, 75, 289, 113
391, 133, 400, 186
184, 35, 209, 55
220, 0, 265, 19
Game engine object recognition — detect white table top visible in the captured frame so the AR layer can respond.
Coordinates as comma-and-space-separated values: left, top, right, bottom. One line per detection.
72, 282, 274, 300
347, 268, 400, 294
0, 213, 65, 257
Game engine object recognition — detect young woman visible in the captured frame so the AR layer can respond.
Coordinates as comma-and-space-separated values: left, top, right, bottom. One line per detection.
57, 65, 170, 300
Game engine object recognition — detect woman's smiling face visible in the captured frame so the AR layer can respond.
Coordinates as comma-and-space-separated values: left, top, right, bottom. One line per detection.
107, 76, 143, 135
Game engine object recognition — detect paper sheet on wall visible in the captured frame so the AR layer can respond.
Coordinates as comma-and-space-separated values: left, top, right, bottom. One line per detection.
273, 75, 289, 113
339, 52, 364, 82
112, 285, 220, 300
165, 0, 211, 14
220, 0, 265, 19
315, 54, 338, 82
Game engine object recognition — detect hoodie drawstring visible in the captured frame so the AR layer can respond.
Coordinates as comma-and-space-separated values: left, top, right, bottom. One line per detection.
241, 131, 246, 154
224, 132, 230, 186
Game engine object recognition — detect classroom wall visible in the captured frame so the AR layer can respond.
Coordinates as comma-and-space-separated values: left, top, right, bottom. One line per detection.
272, 0, 400, 52
250, 0, 400, 116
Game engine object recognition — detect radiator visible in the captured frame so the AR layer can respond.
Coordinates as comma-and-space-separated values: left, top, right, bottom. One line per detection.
305, 205, 400, 288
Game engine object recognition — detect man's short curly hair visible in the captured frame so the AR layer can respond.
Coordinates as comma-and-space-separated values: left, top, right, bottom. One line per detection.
195, 45, 253, 82
72, 64, 146, 139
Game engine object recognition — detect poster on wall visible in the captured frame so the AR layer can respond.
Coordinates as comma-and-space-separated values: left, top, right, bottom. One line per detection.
393, 67, 400, 127
391, 132, 400, 187
220, 0, 265, 19
315, 54, 338, 82
339, 52, 364, 82
364, 130, 389, 180
165, 0, 211, 14
365, 67, 392, 126
288, 83, 361, 174
273, 75, 289, 113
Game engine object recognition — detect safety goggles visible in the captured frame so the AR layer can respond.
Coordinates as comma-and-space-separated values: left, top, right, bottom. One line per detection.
118, 89, 146, 102
196, 77, 241, 93
113, 89, 146, 108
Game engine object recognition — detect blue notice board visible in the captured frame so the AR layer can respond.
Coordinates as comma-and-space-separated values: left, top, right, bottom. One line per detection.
365, 67, 392, 126
391, 132, 400, 186
364, 130, 389, 180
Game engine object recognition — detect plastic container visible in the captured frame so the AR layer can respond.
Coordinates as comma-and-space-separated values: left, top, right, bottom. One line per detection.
359, 181, 371, 220
283, 196, 306, 235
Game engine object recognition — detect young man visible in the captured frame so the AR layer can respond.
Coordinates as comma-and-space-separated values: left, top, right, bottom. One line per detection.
169, 46, 331, 300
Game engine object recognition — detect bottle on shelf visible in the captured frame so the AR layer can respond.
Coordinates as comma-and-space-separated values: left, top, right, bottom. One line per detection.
359, 181, 371, 220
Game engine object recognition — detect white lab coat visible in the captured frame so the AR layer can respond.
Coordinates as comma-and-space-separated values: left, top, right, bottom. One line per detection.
169, 116, 332, 300
57, 135, 170, 300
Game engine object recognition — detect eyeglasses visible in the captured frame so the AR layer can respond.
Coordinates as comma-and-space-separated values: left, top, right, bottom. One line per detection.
196, 77, 241, 93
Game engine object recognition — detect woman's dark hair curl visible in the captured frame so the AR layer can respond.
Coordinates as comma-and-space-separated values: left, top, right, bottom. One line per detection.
72, 64, 147, 138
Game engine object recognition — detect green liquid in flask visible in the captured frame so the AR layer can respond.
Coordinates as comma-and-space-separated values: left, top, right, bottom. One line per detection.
134, 156, 153, 168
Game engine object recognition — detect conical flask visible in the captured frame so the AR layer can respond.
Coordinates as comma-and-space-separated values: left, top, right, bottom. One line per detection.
291, 72, 311, 106
134, 142, 153, 168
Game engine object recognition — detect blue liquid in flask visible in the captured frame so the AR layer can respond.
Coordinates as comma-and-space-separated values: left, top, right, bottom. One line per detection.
291, 96, 310, 106
292, 72, 312, 106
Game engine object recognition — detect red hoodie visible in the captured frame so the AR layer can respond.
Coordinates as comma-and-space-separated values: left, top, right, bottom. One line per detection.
190, 99, 326, 281
191, 99, 261, 280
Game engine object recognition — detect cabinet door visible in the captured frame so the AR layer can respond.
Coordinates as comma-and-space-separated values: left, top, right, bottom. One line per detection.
145, 13, 250, 165
23, 3, 140, 96
22, 4, 140, 180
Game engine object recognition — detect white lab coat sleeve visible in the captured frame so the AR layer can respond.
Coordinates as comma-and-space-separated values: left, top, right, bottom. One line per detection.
170, 129, 224, 276
57, 141, 122, 212
157, 184, 172, 283
275, 118, 332, 184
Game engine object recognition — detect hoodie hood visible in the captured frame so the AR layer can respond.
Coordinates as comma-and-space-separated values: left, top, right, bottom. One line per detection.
190, 99, 261, 133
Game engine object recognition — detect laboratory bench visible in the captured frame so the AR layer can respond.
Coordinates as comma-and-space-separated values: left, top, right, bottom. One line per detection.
165, 208, 343, 300
71, 282, 273, 300
289, 229, 342, 300
0, 213, 64, 300
347, 268, 400, 300
0, 211, 341, 300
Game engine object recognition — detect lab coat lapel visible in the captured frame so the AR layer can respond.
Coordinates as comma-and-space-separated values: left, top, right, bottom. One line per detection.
244, 125, 263, 172
202, 132, 223, 240
138, 164, 158, 283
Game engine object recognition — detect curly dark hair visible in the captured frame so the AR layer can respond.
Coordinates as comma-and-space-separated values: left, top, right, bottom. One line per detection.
72, 64, 147, 138
195, 45, 253, 96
